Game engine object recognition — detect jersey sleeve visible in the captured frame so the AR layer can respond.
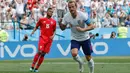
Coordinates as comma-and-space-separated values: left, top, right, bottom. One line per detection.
82, 12, 91, 25
84, 17, 91, 25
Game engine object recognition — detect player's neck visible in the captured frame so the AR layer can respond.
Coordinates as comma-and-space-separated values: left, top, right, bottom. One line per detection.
46, 16, 51, 19
71, 11, 77, 19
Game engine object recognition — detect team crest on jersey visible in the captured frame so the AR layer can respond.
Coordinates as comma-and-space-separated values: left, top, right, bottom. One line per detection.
77, 20, 83, 25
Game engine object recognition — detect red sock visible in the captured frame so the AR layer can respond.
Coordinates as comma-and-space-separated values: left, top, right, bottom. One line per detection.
35, 56, 44, 69
31, 53, 40, 68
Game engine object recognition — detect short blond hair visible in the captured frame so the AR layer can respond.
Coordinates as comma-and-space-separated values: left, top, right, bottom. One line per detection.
68, 0, 77, 7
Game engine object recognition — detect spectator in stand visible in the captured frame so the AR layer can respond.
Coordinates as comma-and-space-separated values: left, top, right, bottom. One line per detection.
91, 0, 98, 17
42, 0, 52, 17
56, 0, 67, 19
82, 0, 91, 17
97, 1, 106, 25
125, 14, 130, 27
111, 13, 119, 27
14, 0, 25, 21
118, 22, 128, 38
122, 1, 129, 15
102, 13, 112, 27
27, 0, 38, 11
6, 4, 16, 22
106, 5, 115, 16
31, 2, 42, 22
107, 0, 114, 8
75, 0, 84, 11
119, 9, 127, 24
22, 34, 28, 41
91, 11, 101, 28
110, 31, 116, 38
20, 13, 29, 29
128, 3, 130, 15
117, 0, 124, 6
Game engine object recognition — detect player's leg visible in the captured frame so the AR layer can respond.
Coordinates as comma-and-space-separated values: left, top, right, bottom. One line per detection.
30, 51, 42, 72
30, 39, 45, 72
34, 42, 52, 72
34, 52, 46, 72
86, 55, 94, 73
71, 40, 84, 73
82, 39, 94, 73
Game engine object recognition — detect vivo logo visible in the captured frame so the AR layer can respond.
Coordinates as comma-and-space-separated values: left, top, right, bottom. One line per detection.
92, 42, 108, 54
0, 43, 37, 58
1, 41, 129, 59
57, 42, 109, 56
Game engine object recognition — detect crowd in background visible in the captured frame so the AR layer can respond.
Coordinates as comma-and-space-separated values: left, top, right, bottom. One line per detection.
0, 0, 130, 39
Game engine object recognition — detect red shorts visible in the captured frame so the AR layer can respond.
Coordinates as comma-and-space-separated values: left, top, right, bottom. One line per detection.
38, 37, 52, 53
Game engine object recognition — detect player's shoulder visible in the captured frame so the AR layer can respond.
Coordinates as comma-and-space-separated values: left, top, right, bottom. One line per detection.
78, 11, 88, 17
39, 17, 46, 21
51, 18, 56, 23
77, 11, 88, 20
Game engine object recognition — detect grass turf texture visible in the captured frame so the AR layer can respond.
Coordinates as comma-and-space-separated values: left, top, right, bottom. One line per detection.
0, 56, 130, 73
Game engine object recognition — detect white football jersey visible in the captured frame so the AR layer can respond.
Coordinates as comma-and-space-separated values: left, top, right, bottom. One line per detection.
62, 11, 91, 41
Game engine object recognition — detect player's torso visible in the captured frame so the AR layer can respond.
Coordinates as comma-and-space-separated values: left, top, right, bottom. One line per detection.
67, 13, 85, 27
65, 11, 90, 41
40, 18, 56, 37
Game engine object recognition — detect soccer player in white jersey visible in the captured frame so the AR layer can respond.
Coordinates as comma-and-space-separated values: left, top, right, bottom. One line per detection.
58, 0, 95, 73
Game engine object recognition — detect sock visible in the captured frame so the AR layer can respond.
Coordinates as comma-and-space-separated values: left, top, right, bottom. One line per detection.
88, 59, 94, 73
73, 55, 83, 64
35, 55, 44, 70
31, 53, 40, 68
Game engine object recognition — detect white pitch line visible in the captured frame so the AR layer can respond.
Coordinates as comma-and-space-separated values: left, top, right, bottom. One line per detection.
18, 62, 130, 65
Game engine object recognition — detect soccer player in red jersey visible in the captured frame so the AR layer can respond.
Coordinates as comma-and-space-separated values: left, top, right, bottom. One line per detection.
29, 7, 56, 72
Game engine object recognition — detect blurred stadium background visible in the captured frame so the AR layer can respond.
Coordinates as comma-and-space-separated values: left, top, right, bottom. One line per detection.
0, 0, 130, 73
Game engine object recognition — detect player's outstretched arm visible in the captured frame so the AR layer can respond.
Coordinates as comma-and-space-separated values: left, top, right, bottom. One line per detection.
76, 24, 95, 32
30, 26, 38, 36
31, 18, 41, 36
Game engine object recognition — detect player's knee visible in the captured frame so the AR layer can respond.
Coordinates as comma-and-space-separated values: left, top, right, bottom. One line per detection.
71, 52, 78, 57
38, 51, 42, 55
41, 52, 46, 57
71, 48, 78, 57
86, 55, 92, 61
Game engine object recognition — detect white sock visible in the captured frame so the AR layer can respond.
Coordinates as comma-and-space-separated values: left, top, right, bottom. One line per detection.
73, 55, 83, 64
88, 59, 94, 73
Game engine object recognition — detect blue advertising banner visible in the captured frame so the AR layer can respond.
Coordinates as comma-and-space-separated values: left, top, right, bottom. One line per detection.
6, 28, 130, 41
0, 38, 130, 60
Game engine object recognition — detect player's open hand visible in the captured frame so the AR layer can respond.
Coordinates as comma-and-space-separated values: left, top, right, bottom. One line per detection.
30, 32, 34, 36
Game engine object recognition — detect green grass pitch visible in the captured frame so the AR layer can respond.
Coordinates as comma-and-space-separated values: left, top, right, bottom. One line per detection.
0, 56, 130, 73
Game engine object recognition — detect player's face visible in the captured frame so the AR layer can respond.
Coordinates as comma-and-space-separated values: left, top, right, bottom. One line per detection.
47, 9, 53, 17
68, 2, 77, 14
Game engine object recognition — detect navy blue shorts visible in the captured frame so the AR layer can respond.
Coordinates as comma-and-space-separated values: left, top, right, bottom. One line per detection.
71, 39, 93, 55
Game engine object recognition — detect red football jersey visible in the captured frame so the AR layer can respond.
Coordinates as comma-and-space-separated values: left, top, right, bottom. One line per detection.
36, 17, 56, 41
